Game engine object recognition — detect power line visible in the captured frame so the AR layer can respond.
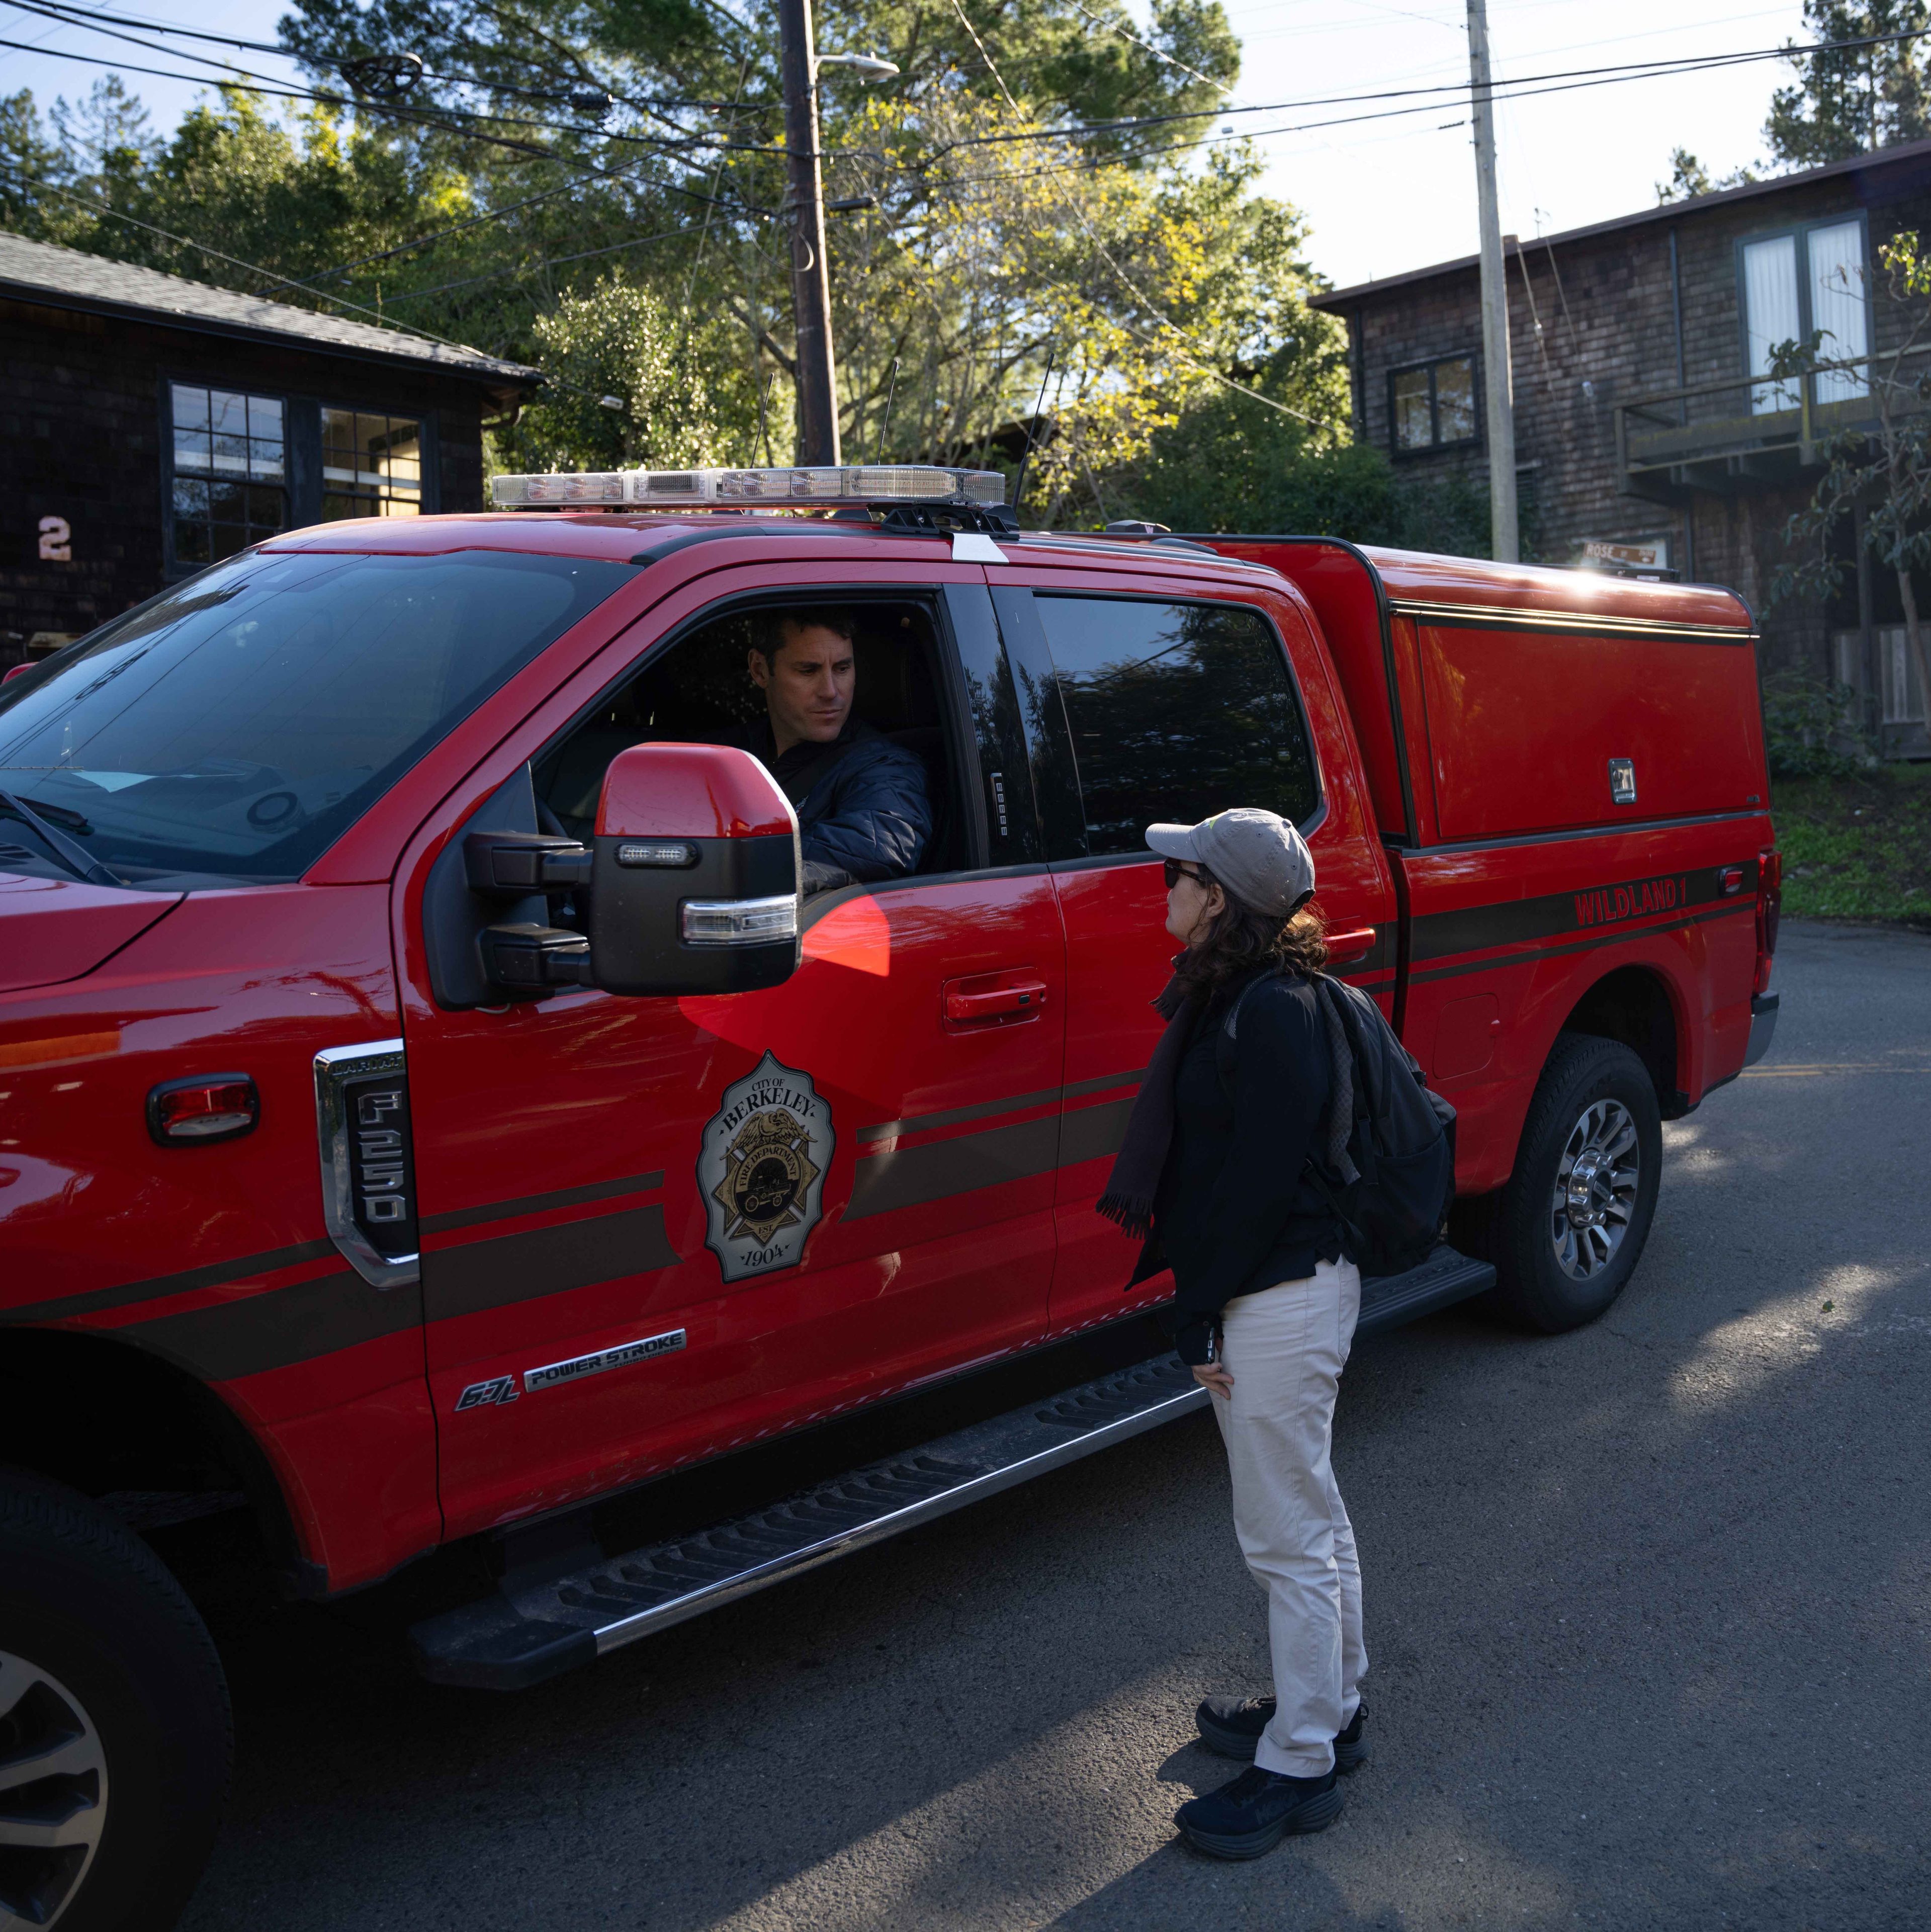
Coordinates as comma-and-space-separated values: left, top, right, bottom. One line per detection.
5, 0, 756, 113
379, 222, 694, 305
0, 29, 805, 162
907, 25, 1931, 189
912, 26, 1931, 163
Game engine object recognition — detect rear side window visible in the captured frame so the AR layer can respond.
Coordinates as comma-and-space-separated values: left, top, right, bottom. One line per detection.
1032, 596, 1320, 858
0, 548, 634, 887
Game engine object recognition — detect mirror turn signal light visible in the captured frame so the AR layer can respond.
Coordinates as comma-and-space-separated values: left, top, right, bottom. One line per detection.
147, 1073, 259, 1146
680, 895, 800, 947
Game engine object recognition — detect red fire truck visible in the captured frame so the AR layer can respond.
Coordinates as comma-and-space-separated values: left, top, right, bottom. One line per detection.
0, 467, 1778, 1928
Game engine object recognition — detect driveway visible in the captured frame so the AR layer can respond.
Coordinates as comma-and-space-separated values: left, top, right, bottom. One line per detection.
180, 919, 1931, 1931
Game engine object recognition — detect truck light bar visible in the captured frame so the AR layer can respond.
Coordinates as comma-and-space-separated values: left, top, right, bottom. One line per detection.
491, 464, 1007, 510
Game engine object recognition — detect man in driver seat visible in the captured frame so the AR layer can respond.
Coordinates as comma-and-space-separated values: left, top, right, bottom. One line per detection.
744, 608, 933, 893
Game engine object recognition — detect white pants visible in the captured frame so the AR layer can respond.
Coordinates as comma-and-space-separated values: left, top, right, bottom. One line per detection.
1209, 1256, 1366, 1778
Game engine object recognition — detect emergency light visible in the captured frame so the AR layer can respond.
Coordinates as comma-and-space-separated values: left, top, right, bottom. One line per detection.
490, 464, 1008, 510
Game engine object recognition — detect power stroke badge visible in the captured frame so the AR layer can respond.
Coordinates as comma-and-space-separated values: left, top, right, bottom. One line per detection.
699, 1052, 835, 1283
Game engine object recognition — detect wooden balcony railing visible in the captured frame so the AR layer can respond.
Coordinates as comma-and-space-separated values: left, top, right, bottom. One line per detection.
1613, 347, 1931, 497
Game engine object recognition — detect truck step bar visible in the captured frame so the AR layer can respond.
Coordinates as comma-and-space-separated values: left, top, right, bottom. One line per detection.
410, 1246, 1494, 1691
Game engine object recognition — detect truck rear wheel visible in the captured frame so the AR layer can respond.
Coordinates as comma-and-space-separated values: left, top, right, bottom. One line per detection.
1491, 1035, 1662, 1333
0, 1476, 230, 1931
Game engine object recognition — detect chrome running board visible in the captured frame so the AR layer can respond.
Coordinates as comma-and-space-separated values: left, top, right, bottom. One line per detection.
410, 1245, 1493, 1690
411, 1353, 1207, 1688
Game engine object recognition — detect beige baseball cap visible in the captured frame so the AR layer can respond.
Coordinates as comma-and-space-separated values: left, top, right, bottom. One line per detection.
1146, 808, 1316, 917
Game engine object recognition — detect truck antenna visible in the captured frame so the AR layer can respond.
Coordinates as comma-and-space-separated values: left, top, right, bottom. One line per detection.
872, 357, 900, 466
1011, 349, 1055, 525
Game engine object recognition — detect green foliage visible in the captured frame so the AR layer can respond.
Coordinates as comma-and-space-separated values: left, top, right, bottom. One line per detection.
1760, 670, 1878, 779
1766, 0, 1931, 166
3, 0, 1358, 524
1775, 763, 1931, 927
1654, 145, 1759, 203
1120, 389, 1491, 554
495, 277, 729, 470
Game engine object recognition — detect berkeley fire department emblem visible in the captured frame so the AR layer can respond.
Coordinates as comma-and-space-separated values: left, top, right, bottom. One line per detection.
699, 1053, 835, 1283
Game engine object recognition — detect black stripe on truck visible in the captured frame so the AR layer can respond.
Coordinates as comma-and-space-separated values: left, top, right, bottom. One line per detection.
1410, 863, 1757, 966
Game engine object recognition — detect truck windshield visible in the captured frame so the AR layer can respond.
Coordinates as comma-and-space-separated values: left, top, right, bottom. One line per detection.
0, 548, 635, 888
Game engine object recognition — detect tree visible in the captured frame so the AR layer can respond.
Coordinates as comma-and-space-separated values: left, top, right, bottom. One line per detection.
1766, 0, 1931, 166
0, 0, 1355, 523
1770, 230, 1931, 733
497, 276, 729, 471
1654, 145, 1758, 203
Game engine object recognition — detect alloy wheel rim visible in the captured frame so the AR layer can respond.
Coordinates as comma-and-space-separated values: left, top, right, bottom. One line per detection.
0, 1649, 108, 1929
1548, 1097, 1640, 1281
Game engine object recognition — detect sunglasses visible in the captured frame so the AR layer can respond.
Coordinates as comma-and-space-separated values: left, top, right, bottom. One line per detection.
1163, 859, 1207, 890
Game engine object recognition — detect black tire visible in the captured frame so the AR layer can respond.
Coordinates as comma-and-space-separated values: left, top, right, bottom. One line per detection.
1490, 1034, 1662, 1333
0, 1475, 231, 1931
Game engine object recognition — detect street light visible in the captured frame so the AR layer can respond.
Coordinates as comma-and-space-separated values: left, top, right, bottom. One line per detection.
815, 52, 900, 79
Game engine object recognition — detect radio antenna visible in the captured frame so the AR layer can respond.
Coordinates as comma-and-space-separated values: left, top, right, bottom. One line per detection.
1011, 349, 1055, 524
872, 357, 900, 465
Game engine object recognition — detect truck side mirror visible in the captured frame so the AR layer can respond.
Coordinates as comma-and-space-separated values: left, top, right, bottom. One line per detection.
586, 742, 801, 997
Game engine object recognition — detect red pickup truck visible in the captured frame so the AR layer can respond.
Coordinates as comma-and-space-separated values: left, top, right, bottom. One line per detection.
0, 469, 1778, 1929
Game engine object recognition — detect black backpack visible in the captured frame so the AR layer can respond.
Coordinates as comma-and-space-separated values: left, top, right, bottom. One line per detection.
1221, 972, 1458, 1279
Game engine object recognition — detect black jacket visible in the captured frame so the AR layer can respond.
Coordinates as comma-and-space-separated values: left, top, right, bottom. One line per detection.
1153, 970, 1348, 1365
748, 718, 932, 889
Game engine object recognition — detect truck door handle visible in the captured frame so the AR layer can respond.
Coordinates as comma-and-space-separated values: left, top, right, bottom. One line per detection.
943, 970, 1048, 1029
1326, 927, 1377, 966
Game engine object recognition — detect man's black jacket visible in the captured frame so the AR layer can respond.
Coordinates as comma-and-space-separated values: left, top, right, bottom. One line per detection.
747, 717, 932, 888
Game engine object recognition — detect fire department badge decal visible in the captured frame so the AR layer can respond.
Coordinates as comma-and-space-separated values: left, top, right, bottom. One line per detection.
699, 1053, 835, 1282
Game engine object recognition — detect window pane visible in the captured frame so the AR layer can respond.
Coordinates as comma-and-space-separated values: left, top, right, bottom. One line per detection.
322, 407, 423, 515
168, 385, 284, 564
171, 383, 211, 432
1392, 368, 1433, 449
1808, 221, 1869, 404
1034, 598, 1320, 859
1743, 234, 1801, 414
1435, 357, 1476, 442
0, 551, 637, 884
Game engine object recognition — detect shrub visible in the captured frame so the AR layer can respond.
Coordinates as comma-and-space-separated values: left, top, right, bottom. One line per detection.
1761, 670, 1877, 780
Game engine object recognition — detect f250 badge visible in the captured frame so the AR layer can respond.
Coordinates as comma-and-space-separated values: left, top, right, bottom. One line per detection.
699, 1052, 835, 1283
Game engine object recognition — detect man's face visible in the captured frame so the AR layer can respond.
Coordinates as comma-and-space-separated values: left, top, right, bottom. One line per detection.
750, 621, 856, 752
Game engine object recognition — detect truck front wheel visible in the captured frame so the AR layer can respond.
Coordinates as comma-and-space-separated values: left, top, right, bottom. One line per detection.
1491, 1034, 1662, 1332
0, 1476, 231, 1931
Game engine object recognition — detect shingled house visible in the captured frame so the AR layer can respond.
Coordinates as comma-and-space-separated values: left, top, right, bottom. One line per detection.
1, 232, 539, 667
1313, 137, 1931, 757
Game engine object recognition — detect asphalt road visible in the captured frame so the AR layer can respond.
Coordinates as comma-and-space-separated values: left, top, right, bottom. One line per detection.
178, 919, 1931, 1932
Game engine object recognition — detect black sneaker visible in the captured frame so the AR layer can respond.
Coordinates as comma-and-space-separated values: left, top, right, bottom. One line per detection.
1174, 1765, 1344, 1859
1195, 1696, 1368, 1771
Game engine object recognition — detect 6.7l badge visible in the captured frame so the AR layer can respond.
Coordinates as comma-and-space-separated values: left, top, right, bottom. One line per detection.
699, 1053, 835, 1283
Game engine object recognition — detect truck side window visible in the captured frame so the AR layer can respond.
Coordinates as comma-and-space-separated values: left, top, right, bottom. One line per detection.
1030, 597, 1320, 860
533, 597, 971, 876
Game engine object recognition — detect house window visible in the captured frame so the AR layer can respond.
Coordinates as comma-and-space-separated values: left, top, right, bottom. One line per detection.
322, 408, 423, 519
1388, 354, 1478, 452
168, 382, 287, 565
1741, 218, 1869, 415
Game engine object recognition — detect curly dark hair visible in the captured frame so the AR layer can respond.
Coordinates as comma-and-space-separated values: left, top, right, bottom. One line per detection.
1171, 863, 1329, 1007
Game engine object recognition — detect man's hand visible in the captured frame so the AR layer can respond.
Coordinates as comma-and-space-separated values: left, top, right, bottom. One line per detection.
1191, 1362, 1234, 1399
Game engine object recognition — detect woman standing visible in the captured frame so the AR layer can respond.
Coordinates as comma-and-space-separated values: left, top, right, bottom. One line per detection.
1097, 808, 1368, 1862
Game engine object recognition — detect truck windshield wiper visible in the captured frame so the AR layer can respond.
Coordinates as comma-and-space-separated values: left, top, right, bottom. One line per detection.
0, 788, 125, 888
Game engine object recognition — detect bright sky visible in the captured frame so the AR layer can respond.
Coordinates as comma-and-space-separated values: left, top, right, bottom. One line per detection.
0, 0, 1812, 290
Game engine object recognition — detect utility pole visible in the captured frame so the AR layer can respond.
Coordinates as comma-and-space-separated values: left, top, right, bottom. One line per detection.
777, 0, 840, 465
1466, 0, 1518, 562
